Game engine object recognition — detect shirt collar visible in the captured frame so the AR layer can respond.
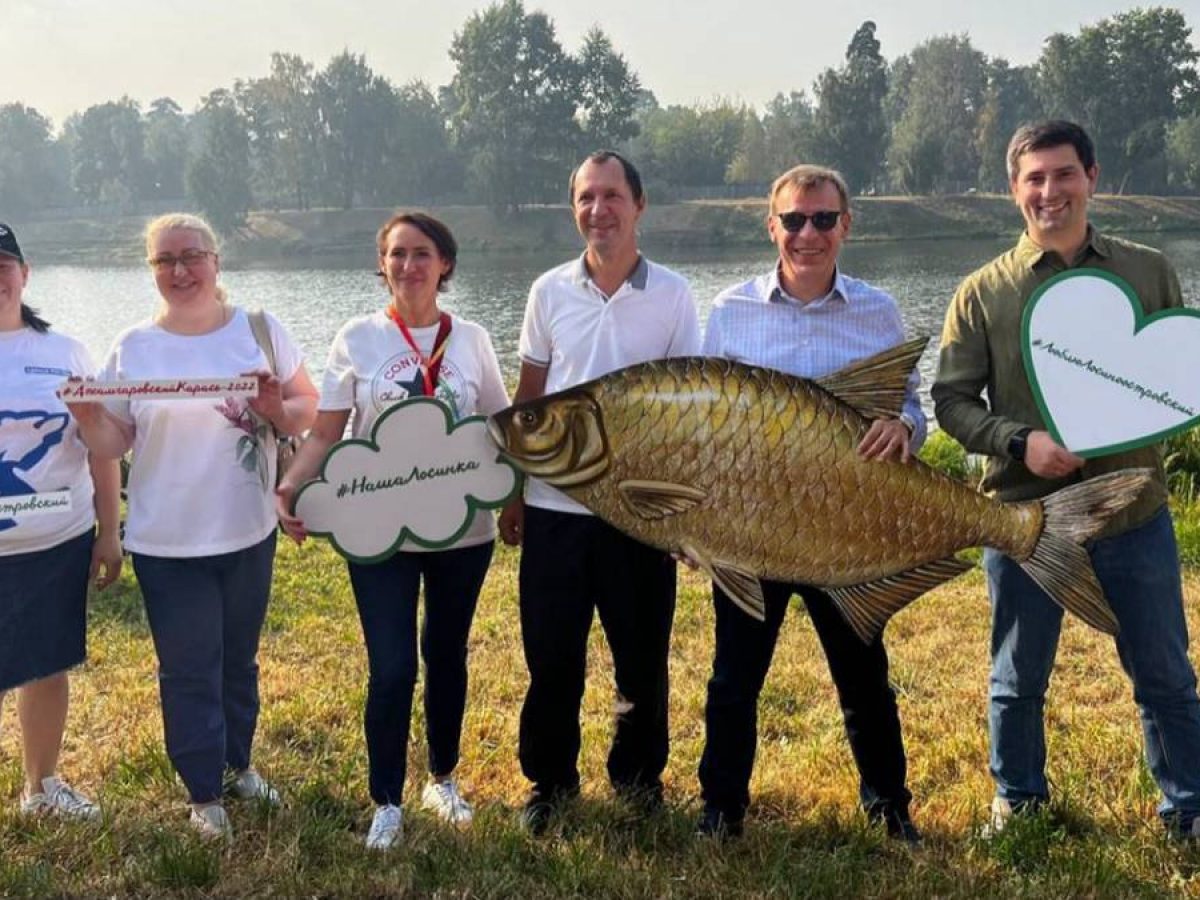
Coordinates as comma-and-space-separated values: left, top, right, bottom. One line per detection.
571, 253, 649, 291
768, 263, 849, 306
1016, 225, 1111, 270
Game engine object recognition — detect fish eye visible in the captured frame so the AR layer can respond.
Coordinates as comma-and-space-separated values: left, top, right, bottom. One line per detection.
517, 409, 539, 428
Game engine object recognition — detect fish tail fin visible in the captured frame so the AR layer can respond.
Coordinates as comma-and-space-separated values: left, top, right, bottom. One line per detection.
1016, 468, 1154, 635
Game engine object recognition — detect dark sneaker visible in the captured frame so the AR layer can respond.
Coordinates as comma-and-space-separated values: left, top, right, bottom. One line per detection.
614, 782, 664, 817
1167, 816, 1200, 843
695, 805, 743, 840
520, 785, 578, 836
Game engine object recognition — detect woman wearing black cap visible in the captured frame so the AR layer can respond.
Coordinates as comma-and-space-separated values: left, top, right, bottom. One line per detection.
0, 223, 122, 820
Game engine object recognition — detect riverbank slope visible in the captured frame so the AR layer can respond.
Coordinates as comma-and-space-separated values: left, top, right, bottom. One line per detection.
14, 193, 1200, 264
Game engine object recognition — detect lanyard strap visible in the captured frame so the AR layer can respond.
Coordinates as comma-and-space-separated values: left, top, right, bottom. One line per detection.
386, 308, 452, 397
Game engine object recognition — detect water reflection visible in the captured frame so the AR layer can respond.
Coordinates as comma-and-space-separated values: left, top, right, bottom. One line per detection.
25, 235, 1200, 411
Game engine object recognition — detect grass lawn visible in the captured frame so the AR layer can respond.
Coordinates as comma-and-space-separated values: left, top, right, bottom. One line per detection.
2, 537, 1199, 897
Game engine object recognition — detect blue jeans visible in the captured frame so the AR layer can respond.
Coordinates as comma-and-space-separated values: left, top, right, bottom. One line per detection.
347, 541, 493, 806
984, 506, 1200, 825
133, 532, 276, 804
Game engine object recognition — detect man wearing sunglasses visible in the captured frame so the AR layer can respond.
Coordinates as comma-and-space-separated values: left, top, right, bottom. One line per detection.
696, 164, 925, 842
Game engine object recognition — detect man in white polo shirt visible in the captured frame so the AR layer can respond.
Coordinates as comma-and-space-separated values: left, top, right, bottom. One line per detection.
500, 150, 701, 833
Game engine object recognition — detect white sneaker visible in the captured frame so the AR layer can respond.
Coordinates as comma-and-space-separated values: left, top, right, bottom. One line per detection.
189, 803, 233, 841
227, 768, 281, 806
20, 776, 100, 821
365, 804, 403, 850
421, 778, 474, 826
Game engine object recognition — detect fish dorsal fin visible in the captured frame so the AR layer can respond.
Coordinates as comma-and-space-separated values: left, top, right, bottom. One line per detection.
826, 556, 972, 643
618, 480, 707, 520
679, 540, 766, 621
815, 336, 929, 421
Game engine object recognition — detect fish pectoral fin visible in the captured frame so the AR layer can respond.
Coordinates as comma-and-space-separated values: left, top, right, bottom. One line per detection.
711, 562, 767, 622
826, 556, 972, 643
814, 336, 928, 421
618, 480, 707, 520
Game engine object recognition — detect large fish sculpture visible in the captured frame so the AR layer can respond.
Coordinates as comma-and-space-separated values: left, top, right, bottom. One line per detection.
488, 339, 1150, 643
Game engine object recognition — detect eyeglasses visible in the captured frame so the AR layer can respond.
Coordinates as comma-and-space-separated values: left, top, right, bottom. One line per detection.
776, 210, 842, 233
148, 250, 214, 270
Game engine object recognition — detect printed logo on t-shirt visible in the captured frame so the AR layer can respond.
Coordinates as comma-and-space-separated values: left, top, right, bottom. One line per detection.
370, 352, 463, 419
0, 410, 69, 531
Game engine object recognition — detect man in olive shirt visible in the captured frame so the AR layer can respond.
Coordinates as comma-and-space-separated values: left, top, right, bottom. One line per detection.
933, 120, 1200, 840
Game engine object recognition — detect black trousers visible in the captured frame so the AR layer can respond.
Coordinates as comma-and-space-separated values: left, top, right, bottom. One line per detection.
518, 506, 677, 797
347, 541, 494, 806
698, 579, 912, 821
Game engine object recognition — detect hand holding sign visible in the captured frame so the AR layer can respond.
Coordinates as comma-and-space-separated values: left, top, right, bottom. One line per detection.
1022, 269, 1200, 457
293, 398, 519, 562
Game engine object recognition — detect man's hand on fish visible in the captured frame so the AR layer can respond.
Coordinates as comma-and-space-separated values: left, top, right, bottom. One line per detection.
856, 418, 913, 464
499, 498, 524, 546
1025, 430, 1085, 479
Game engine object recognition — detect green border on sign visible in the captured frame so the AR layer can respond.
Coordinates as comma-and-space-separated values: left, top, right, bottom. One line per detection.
1021, 267, 1200, 459
292, 396, 520, 563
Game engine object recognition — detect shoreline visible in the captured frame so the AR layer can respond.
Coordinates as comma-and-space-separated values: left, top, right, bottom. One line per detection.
13, 193, 1200, 264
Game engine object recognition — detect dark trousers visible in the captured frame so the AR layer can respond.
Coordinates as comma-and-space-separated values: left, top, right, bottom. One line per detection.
347, 541, 493, 806
133, 532, 276, 804
518, 506, 677, 798
699, 579, 912, 822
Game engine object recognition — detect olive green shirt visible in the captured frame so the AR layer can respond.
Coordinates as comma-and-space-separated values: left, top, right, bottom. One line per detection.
932, 228, 1181, 537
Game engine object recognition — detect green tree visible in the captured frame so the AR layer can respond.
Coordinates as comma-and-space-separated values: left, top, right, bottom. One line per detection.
186, 91, 253, 233
314, 51, 394, 209
887, 35, 988, 193
1038, 7, 1200, 193
812, 21, 889, 192
1167, 114, 1200, 191
575, 26, 641, 150
446, 0, 580, 213
62, 97, 147, 208
762, 91, 817, 175
975, 62, 1042, 191
143, 97, 188, 200
372, 81, 462, 205
0, 104, 64, 215
637, 101, 746, 188
236, 53, 321, 210
726, 110, 769, 185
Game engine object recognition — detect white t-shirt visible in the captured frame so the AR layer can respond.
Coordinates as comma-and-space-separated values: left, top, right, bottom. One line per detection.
0, 328, 96, 556
102, 307, 303, 557
518, 255, 701, 513
319, 310, 509, 550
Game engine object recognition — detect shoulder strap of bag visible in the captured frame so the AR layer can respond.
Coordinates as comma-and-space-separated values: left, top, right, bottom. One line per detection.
248, 308, 278, 376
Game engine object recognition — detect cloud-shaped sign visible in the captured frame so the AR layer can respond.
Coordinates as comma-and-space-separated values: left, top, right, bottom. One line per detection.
293, 398, 519, 562
1022, 268, 1200, 457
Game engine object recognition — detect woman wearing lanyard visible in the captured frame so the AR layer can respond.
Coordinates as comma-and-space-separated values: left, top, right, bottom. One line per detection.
0, 223, 122, 819
277, 212, 509, 850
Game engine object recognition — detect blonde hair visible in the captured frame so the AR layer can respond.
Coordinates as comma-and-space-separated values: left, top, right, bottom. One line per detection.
768, 164, 850, 214
144, 213, 227, 303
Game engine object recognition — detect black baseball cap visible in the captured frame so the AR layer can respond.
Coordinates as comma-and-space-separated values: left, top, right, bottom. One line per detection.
0, 223, 24, 262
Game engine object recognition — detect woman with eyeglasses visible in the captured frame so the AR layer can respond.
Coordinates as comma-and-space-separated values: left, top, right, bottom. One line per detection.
275, 212, 508, 850
66, 213, 318, 840
0, 222, 122, 822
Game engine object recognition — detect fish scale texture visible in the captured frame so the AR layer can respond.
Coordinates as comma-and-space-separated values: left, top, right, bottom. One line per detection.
574, 358, 1038, 587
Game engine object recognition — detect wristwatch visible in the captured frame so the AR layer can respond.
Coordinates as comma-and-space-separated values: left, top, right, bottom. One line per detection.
1007, 427, 1033, 462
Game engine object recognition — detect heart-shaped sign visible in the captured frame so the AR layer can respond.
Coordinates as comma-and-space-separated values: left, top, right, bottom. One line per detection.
1022, 268, 1200, 458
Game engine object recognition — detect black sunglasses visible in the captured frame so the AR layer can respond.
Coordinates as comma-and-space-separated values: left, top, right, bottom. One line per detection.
776, 210, 842, 233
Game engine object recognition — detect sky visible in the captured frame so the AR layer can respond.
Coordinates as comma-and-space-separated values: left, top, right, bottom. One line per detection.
5, 0, 1199, 131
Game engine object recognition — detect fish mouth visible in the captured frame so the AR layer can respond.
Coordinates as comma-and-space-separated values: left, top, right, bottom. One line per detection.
488, 391, 610, 488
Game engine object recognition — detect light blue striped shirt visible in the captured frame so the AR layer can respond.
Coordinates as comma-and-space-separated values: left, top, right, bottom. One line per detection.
702, 267, 927, 449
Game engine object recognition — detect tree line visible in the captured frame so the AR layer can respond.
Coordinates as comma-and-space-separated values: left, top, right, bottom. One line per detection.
2, 2, 1199, 231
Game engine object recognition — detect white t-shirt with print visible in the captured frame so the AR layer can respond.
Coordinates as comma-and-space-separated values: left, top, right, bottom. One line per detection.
102, 307, 303, 557
0, 328, 96, 556
319, 310, 509, 550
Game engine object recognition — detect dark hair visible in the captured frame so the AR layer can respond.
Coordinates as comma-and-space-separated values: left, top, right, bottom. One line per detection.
375, 211, 458, 291
568, 150, 645, 206
1007, 120, 1097, 181
21, 303, 50, 333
